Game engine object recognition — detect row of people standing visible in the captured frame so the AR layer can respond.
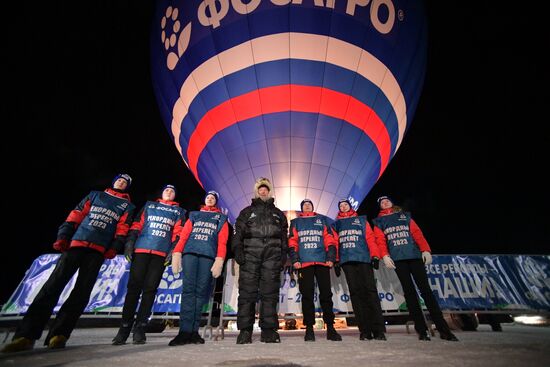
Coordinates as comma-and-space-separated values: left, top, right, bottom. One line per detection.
286, 194, 458, 343
112, 186, 228, 347
230, 177, 457, 344
2, 174, 230, 352
2, 174, 456, 353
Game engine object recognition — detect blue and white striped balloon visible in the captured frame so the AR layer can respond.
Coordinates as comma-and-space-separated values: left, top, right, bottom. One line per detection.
150, 0, 427, 221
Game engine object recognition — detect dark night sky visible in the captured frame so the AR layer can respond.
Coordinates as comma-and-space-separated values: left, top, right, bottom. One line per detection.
3, 1, 549, 303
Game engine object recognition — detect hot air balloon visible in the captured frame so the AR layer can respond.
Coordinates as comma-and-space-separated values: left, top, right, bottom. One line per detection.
150, 0, 427, 221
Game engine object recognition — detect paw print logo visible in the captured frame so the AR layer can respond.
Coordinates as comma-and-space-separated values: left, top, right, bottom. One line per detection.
159, 268, 183, 289
161, 6, 192, 71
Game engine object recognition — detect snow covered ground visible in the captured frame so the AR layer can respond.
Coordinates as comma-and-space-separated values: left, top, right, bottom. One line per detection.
1, 324, 549, 367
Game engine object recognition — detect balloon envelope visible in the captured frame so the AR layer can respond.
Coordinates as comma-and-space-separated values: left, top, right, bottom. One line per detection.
150, 0, 427, 221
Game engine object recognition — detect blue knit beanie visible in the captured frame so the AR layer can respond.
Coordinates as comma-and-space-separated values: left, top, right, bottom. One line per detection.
204, 190, 219, 204
112, 173, 132, 190
162, 184, 177, 196
338, 198, 351, 209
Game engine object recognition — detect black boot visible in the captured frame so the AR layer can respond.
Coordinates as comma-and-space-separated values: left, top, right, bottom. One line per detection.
304, 326, 315, 342
190, 331, 205, 344
418, 330, 431, 341
132, 322, 147, 344
236, 328, 252, 344
112, 321, 133, 345
326, 324, 342, 341
373, 331, 387, 341
260, 329, 281, 343
440, 331, 459, 341
169, 332, 192, 346
360, 331, 373, 340
491, 323, 503, 332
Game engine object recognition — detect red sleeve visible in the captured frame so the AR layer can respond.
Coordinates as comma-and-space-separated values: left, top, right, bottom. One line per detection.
115, 211, 132, 236
171, 218, 184, 242
130, 210, 145, 232
323, 225, 337, 250
364, 222, 380, 258
288, 227, 299, 252
374, 225, 390, 257
331, 226, 340, 261
410, 219, 431, 252
66, 199, 91, 224
216, 222, 229, 258
173, 219, 193, 253
332, 227, 339, 243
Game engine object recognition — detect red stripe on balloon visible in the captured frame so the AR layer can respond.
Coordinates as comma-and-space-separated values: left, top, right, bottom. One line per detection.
187, 85, 391, 186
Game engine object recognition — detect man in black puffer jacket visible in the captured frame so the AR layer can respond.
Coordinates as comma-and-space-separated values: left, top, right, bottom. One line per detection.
232, 177, 288, 344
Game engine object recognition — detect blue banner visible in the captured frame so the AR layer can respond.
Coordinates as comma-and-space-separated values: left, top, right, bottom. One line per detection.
423, 255, 550, 311
1, 254, 549, 316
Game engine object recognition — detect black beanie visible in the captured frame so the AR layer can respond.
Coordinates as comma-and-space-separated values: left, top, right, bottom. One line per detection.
300, 199, 314, 212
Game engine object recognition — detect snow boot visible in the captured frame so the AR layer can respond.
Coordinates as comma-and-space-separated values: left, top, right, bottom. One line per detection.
304, 326, 315, 342
169, 332, 192, 346
1, 337, 35, 353
418, 330, 431, 341
260, 329, 281, 343
132, 322, 147, 344
112, 321, 133, 345
326, 324, 342, 341
190, 331, 205, 344
236, 329, 252, 344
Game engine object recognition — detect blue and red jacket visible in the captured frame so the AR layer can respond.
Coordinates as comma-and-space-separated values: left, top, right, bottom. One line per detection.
288, 212, 337, 268
333, 209, 379, 265
173, 205, 229, 260
373, 208, 431, 261
130, 199, 186, 258
64, 188, 135, 254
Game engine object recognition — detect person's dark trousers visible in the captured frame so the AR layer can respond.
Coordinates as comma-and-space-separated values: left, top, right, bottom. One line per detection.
14, 247, 104, 342
298, 265, 335, 327
179, 254, 214, 333
121, 253, 166, 324
394, 258, 451, 335
342, 262, 386, 334
237, 244, 281, 331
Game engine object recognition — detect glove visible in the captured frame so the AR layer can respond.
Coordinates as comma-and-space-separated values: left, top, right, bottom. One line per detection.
110, 237, 125, 255
164, 251, 172, 267
124, 231, 137, 262
124, 243, 134, 263
334, 262, 341, 277
211, 257, 224, 278
104, 248, 117, 259
172, 252, 182, 273
57, 221, 76, 240
53, 239, 70, 252
371, 257, 380, 270
422, 251, 432, 265
383, 255, 396, 269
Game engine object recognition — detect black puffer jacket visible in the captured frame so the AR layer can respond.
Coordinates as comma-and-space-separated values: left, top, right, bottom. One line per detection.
232, 198, 288, 265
